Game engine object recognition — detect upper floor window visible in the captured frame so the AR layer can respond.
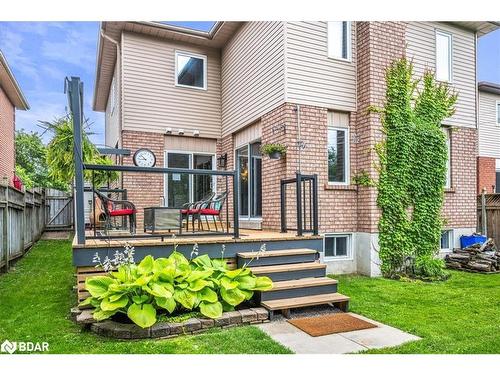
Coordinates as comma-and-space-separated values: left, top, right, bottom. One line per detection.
175, 51, 207, 90
435, 30, 452, 82
327, 112, 349, 184
327, 21, 351, 61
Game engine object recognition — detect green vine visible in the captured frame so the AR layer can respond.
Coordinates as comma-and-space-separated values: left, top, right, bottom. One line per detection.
376, 58, 457, 278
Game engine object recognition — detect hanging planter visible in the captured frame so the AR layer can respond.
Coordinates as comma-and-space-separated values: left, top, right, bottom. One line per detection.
261, 143, 287, 160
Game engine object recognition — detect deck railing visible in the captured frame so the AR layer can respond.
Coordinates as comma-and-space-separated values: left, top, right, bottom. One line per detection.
280, 172, 319, 236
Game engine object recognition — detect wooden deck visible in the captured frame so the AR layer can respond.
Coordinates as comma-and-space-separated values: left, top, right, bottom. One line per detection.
74, 229, 320, 249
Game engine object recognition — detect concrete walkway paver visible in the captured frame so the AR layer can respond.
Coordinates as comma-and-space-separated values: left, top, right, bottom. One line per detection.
258, 312, 420, 354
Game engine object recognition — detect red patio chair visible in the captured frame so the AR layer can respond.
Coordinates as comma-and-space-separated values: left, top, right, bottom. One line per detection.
94, 190, 137, 234
179, 192, 215, 233
197, 191, 228, 232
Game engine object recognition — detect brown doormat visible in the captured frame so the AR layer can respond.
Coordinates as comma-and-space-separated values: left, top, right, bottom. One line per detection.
288, 313, 377, 337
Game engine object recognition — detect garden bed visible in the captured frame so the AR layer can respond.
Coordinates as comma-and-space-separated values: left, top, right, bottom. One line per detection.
72, 307, 270, 339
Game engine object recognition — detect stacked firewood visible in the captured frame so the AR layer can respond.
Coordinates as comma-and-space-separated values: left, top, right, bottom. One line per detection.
445, 239, 500, 273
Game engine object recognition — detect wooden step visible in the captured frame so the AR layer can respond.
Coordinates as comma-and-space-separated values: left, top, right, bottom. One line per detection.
261, 292, 350, 312
250, 262, 326, 281
270, 277, 338, 291
250, 262, 325, 274
237, 248, 318, 258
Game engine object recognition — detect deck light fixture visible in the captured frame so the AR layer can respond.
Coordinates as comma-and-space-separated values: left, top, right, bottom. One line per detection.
217, 153, 228, 169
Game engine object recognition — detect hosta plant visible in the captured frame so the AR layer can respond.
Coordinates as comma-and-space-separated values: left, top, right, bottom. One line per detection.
80, 246, 273, 328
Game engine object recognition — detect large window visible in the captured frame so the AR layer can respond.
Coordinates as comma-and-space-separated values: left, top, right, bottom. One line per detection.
327, 112, 350, 184
165, 152, 214, 208
443, 127, 451, 188
324, 234, 352, 259
236, 142, 262, 218
436, 30, 452, 82
327, 21, 351, 60
175, 51, 207, 90
496, 101, 500, 125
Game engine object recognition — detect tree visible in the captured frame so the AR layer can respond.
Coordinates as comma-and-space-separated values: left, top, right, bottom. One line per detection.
45, 116, 118, 189
15, 129, 66, 190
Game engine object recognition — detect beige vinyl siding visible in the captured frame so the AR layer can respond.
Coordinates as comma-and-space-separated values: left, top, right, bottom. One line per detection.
406, 22, 477, 128
234, 121, 262, 148
284, 22, 357, 111
121, 31, 222, 139
105, 66, 120, 147
221, 22, 285, 137
164, 136, 216, 153
478, 91, 500, 158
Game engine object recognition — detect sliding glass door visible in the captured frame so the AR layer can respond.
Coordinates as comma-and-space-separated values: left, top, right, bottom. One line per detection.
236, 141, 262, 219
165, 152, 214, 208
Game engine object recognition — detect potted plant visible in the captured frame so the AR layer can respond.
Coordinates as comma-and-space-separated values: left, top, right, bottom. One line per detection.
261, 143, 287, 160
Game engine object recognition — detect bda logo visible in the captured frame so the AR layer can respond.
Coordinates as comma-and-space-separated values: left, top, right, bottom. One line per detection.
1, 340, 17, 354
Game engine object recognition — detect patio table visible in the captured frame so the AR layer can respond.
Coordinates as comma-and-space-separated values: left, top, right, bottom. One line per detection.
143, 207, 181, 234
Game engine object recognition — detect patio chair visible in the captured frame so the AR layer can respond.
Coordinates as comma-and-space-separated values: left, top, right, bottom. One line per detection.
179, 192, 215, 233
196, 191, 228, 233
93, 190, 137, 235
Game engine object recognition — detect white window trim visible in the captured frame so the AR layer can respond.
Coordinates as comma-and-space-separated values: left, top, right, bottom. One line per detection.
323, 233, 353, 261
496, 100, 500, 126
163, 150, 216, 207
174, 50, 208, 91
327, 21, 352, 62
327, 126, 350, 186
443, 127, 452, 188
435, 30, 453, 83
440, 229, 454, 252
235, 139, 262, 221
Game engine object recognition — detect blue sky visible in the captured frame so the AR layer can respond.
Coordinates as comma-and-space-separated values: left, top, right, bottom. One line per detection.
0, 21, 499, 145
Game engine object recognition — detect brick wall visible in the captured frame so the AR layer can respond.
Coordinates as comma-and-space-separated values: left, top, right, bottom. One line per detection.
355, 21, 407, 233
0, 86, 15, 186
477, 156, 496, 194
121, 130, 165, 230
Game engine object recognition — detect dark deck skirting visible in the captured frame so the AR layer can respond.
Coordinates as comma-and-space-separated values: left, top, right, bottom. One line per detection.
72, 238, 323, 267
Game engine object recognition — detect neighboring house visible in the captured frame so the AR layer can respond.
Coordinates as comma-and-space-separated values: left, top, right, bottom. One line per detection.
93, 21, 499, 276
0, 50, 29, 187
477, 81, 500, 193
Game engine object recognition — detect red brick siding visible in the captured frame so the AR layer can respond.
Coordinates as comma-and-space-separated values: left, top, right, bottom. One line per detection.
0, 86, 15, 186
477, 156, 496, 194
121, 130, 165, 230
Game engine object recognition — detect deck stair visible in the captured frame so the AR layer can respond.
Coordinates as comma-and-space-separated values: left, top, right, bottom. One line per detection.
237, 248, 350, 319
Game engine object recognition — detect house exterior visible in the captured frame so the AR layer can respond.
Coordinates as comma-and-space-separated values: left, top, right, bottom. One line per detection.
0, 51, 29, 187
477, 81, 500, 193
93, 21, 499, 276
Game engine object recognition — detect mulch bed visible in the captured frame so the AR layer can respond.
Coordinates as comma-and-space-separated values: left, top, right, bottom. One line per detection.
288, 313, 377, 337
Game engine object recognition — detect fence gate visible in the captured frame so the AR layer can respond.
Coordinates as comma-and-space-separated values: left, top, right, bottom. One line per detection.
45, 188, 73, 230
477, 193, 500, 246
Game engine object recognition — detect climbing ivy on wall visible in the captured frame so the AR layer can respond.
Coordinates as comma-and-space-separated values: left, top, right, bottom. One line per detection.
376, 58, 457, 277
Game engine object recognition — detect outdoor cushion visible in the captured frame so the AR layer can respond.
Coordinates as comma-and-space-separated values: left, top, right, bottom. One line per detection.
200, 208, 220, 215
180, 209, 200, 215
109, 209, 136, 216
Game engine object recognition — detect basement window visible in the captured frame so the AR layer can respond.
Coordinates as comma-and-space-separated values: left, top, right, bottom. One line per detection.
175, 51, 207, 90
327, 21, 351, 61
440, 230, 453, 251
324, 234, 352, 259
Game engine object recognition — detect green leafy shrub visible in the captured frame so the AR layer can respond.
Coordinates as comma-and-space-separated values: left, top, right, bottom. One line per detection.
260, 143, 287, 156
375, 58, 457, 278
80, 246, 273, 328
413, 255, 450, 281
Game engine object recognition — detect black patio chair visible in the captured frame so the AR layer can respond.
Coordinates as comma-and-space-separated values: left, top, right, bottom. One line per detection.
179, 191, 215, 233
93, 190, 137, 235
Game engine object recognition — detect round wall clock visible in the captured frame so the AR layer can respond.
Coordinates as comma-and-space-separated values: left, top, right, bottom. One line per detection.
133, 148, 156, 167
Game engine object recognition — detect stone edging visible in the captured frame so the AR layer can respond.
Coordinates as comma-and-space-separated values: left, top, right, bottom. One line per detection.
71, 307, 270, 340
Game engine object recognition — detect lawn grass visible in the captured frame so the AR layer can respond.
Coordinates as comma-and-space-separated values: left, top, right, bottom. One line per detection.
334, 271, 500, 353
0, 239, 292, 354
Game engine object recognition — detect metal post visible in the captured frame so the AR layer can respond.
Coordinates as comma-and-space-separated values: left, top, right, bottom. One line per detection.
296, 172, 303, 236
280, 180, 287, 233
67, 77, 86, 245
312, 174, 319, 235
232, 171, 240, 239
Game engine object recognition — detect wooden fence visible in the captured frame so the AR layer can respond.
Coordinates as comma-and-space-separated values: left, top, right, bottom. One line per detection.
0, 184, 47, 271
45, 188, 73, 230
477, 193, 500, 246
